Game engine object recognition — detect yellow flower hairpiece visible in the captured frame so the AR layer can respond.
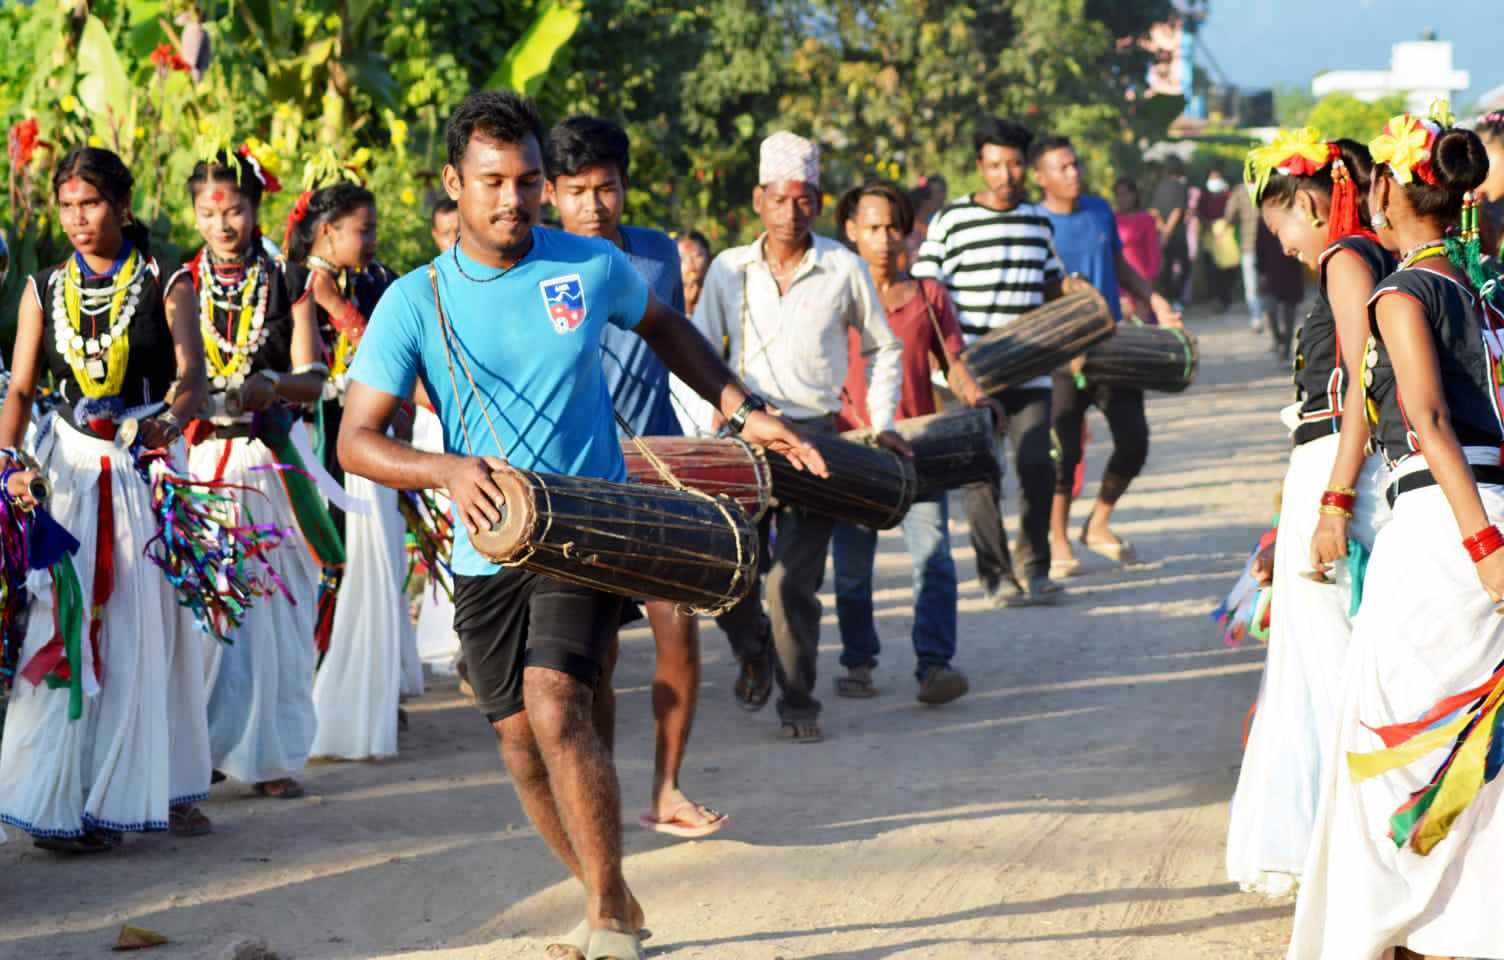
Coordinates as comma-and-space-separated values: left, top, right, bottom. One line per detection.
1370, 114, 1439, 186
1243, 127, 1335, 202
1426, 97, 1455, 130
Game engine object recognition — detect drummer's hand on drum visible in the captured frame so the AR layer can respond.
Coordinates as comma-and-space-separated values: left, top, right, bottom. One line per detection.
874, 430, 913, 458
1310, 512, 1349, 570
740, 411, 829, 478
1149, 293, 1183, 329
444, 455, 510, 535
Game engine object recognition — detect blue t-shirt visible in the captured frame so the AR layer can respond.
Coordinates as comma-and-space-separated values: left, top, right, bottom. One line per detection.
603, 225, 684, 437
1042, 194, 1123, 322
350, 227, 650, 576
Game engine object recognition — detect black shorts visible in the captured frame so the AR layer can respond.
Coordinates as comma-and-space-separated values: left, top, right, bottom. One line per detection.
451, 568, 638, 723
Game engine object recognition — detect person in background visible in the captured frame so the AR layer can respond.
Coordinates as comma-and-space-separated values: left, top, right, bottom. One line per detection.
1224, 172, 1265, 331
1475, 112, 1504, 257
1198, 167, 1238, 311
1255, 218, 1304, 362
676, 230, 711, 318
831, 180, 1001, 706
544, 114, 726, 839
1150, 156, 1191, 310
430, 197, 459, 253
1114, 176, 1161, 322
904, 173, 949, 268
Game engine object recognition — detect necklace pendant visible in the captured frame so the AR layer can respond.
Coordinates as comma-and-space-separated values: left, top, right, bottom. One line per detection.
86, 358, 106, 379
85, 337, 99, 354
213, 375, 228, 390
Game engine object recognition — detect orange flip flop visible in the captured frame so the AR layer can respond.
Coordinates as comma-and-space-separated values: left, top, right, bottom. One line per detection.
638, 805, 729, 839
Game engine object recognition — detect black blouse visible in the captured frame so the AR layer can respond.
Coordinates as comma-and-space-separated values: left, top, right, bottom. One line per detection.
34, 252, 177, 413
1364, 265, 1504, 465
1293, 236, 1395, 431
167, 249, 297, 382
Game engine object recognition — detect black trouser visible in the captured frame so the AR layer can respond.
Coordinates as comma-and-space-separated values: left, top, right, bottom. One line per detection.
1157, 231, 1190, 304
965, 387, 1055, 586
1051, 373, 1149, 497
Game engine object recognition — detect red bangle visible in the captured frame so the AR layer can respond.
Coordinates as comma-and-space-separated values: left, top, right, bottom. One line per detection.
1320, 490, 1357, 512
1463, 524, 1504, 563
331, 301, 367, 336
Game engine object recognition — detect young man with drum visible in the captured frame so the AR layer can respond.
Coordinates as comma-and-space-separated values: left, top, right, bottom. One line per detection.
544, 114, 726, 840
1031, 136, 1180, 575
338, 91, 818, 960
832, 181, 1003, 705
912, 117, 1065, 606
691, 131, 907, 743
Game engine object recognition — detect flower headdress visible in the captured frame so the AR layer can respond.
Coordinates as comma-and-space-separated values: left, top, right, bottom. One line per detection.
1243, 127, 1338, 203
237, 139, 282, 195
1369, 98, 1456, 186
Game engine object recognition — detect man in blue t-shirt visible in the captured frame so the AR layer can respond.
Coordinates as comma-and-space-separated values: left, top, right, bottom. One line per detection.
543, 114, 726, 842
1031, 136, 1180, 576
339, 91, 818, 957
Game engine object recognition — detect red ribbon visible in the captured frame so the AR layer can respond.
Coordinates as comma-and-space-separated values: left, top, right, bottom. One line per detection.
88, 457, 114, 683
281, 190, 314, 251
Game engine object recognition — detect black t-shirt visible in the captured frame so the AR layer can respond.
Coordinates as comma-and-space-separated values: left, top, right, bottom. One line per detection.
1364, 265, 1504, 465
167, 249, 297, 386
1294, 236, 1395, 429
34, 253, 177, 415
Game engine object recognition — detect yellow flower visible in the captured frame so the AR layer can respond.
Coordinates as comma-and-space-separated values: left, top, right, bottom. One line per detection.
1369, 114, 1433, 185
1243, 126, 1332, 199
133, 126, 145, 140
1426, 97, 1455, 129
242, 136, 281, 177
863, 152, 875, 165
349, 147, 371, 171
400, 188, 416, 206
386, 112, 409, 152
60, 94, 77, 114
87, 134, 103, 148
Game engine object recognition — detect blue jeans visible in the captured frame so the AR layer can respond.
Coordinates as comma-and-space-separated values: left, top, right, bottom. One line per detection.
831, 495, 958, 679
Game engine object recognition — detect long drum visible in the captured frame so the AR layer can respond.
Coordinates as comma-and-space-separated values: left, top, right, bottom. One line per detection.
845, 407, 1001, 500
1081, 323, 1199, 393
960, 288, 1115, 396
621, 436, 772, 521
764, 433, 917, 530
468, 467, 756, 615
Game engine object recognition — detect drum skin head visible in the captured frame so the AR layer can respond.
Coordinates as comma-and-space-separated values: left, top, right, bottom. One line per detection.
468, 468, 535, 564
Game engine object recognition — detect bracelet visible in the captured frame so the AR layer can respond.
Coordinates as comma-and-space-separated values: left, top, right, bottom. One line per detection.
1318, 504, 1353, 518
1320, 490, 1357, 513
1326, 485, 1357, 496
1463, 524, 1504, 563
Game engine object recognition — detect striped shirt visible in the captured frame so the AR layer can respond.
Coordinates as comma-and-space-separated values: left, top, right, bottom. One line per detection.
912, 197, 1064, 390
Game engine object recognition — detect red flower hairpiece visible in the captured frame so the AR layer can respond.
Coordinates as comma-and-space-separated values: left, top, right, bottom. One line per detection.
282, 190, 314, 251
237, 143, 283, 195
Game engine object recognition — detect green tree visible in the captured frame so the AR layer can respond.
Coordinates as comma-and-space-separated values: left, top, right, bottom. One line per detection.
1305, 92, 1409, 143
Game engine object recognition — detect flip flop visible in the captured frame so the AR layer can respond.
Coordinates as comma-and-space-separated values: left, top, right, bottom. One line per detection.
733, 647, 773, 712
639, 804, 729, 839
780, 720, 823, 744
586, 928, 643, 960
33, 832, 114, 854
253, 778, 305, 800
1049, 556, 1082, 580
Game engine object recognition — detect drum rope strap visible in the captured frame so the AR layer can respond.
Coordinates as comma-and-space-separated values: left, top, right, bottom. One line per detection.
427, 266, 747, 612
919, 280, 956, 378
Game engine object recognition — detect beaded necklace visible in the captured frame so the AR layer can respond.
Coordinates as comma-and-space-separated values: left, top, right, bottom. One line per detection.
198, 251, 269, 390
50, 249, 145, 398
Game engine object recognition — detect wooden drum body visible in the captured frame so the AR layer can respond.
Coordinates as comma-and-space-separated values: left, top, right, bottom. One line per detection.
764, 432, 917, 530
961, 288, 1115, 396
1081, 323, 1200, 393
469, 467, 756, 615
621, 435, 772, 521
846, 407, 1000, 500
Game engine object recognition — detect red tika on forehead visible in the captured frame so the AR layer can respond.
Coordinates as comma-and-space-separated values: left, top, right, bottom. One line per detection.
210, 188, 226, 203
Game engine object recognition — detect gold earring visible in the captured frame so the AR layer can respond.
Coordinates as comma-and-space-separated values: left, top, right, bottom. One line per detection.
1309, 214, 1324, 228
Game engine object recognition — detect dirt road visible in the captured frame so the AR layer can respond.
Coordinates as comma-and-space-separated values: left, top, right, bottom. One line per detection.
0, 313, 1296, 959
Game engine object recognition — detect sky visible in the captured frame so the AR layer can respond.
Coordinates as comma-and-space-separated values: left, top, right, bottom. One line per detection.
1194, 1, 1501, 109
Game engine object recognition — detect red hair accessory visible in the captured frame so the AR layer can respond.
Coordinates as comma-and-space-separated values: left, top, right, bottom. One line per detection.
237, 144, 283, 195
281, 190, 313, 251
149, 42, 190, 73
1327, 159, 1378, 245
8, 118, 39, 168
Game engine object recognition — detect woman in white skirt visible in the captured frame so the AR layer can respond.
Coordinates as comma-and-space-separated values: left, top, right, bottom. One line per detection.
171, 149, 333, 800
1289, 112, 1504, 960
1226, 133, 1396, 895
282, 183, 409, 762
0, 147, 208, 851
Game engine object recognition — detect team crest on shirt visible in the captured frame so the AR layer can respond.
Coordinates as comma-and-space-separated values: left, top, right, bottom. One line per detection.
539, 274, 587, 333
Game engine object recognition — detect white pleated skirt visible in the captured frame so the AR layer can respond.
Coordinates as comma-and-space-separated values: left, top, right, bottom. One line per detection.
310, 471, 409, 761
197, 435, 319, 785
0, 418, 204, 836
409, 406, 460, 674
1227, 434, 1388, 894
1288, 480, 1504, 959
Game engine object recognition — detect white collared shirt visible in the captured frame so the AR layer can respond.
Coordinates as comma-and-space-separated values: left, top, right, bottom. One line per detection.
686, 233, 904, 432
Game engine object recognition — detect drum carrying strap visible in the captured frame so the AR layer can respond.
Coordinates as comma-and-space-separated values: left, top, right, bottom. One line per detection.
425, 266, 748, 605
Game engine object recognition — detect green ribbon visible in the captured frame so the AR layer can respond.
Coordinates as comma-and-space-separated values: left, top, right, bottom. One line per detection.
41, 557, 85, 721
259, 412, 345, 568
1346, 537, 1370, 618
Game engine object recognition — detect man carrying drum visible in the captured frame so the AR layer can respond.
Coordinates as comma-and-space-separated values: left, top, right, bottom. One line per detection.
692, 131, 907, 744
831, 180, 1004, 705
913, 117, 1065, 606
338, 91, 819, 960
544, 114, 727, 840
1031, 136, 1181, 575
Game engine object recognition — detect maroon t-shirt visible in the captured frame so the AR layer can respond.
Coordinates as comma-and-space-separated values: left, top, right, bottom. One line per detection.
837, 278, 966, 431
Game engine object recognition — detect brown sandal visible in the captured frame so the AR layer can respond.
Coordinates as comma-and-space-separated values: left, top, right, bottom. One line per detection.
253, 778, 305, 799
169, 804, 213, 837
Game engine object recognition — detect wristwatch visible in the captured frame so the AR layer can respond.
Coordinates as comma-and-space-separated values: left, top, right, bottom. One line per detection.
727, 394, 768, 434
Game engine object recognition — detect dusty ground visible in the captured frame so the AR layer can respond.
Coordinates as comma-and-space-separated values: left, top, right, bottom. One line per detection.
0, 312, 1298, 959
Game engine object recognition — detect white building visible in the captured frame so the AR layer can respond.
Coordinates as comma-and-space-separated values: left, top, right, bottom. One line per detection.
1312, 38, 1469, 113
